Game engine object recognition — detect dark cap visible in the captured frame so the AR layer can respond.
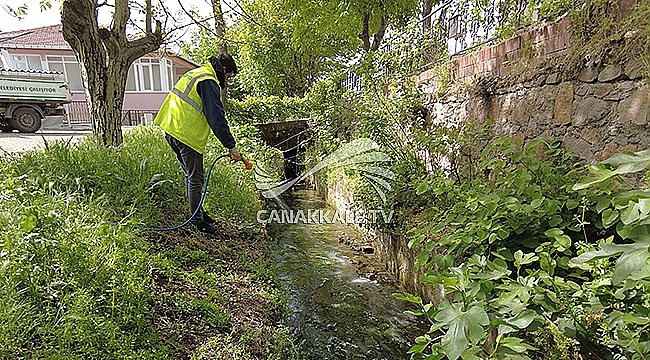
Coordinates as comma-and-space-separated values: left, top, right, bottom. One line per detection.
209, 54, 237, 75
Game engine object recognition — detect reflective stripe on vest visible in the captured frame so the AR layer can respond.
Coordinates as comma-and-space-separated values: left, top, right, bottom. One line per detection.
154, 64, 219, 154
170, 73, 212, 113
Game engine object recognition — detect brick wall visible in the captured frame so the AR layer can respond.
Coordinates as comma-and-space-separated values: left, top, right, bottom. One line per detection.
416, 17, 573, 88
416, 0, 640, 90
414, 0, 648, 163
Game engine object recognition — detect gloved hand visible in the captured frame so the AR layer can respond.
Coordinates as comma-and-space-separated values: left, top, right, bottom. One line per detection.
229, 147, 243, 161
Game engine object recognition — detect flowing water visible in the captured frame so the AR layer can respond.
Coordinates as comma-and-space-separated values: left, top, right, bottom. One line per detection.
266, 190, 428, 360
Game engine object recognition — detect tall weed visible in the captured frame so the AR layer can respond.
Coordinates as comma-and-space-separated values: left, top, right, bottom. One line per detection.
0, 125, 266, 358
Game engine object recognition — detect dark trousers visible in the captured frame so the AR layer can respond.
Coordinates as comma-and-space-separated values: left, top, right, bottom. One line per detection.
165, 133, 206, 223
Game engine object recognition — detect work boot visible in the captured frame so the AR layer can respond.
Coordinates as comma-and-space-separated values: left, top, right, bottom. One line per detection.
203, 212, 216, 224
196, 222, 218, 234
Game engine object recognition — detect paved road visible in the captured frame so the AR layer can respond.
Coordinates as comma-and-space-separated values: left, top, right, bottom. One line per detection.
0, 126, 92, 155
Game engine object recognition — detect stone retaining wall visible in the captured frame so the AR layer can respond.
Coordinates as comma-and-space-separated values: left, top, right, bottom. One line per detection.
424, 72, 649, 163
313, 175, 444, 303
417, 0, 648, 162
320, 2, 648, 303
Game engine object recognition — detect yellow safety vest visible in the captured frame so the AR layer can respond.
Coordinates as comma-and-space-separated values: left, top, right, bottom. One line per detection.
154, 63, 218, 154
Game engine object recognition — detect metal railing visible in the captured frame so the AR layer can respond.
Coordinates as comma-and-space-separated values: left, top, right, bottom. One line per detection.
338, 1, 534, 93
340, 72, 363, 92
65, 101, 91, 124
121, 109, 158, 126
65, 100, 157, 126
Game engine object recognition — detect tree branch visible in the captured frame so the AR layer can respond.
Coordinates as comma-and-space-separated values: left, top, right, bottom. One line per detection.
176, 0, 218, 37
124, 21, 163, 64
370, 14, 389, 51
112, 0, 129, 39
211, 0, 228, 55
145, 0, 152, 33
359, 13, 371, 51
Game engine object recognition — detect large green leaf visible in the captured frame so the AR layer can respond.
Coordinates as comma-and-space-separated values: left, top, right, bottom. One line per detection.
435, 302, 489, 360
601, 149, 650, 174
496, 336, 536, 357
602, 208, 619, 228
544, 228, 572, 250
499, 309, 538, 334
618, 198, 650, 225
569, 231, 650, 284
621, 200, 642, 225
496, 282, 531, 307
392, 292, 422, 305
611, 241, 650, 284
572, 150, 650, 190
572, 165, 616, 190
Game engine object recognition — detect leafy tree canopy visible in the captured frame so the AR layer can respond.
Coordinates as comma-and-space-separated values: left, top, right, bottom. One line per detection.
193, 0, 419, 97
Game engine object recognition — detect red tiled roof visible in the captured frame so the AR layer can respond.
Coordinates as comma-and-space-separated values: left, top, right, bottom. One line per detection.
0, 24, 71, 49
0, 24, 198, 68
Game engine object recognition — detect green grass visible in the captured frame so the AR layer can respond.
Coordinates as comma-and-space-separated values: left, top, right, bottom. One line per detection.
0, 125, 295, 359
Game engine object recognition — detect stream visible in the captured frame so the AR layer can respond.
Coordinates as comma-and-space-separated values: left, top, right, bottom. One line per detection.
266, 190, 429, 360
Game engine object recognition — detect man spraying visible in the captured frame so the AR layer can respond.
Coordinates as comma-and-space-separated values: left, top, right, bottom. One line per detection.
154, 54, 242, 234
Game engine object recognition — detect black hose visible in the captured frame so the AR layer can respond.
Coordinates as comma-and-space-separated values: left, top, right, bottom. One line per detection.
143, 153, 230, 231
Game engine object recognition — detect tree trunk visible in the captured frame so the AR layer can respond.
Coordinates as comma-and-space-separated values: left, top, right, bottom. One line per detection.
61, 0, 162, 147
211, 0, 229, 108
422, 0, 435, 31
211, 0, 228, 56
81, 58, 130, 145
359, 12, 389, 52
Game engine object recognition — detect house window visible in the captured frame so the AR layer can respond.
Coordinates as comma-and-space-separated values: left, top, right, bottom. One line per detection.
11, 55, 42, 70
166, 59, 174, 90
126, 66, 137, 91
127, 57, 174, 92
46, 56, 83, 91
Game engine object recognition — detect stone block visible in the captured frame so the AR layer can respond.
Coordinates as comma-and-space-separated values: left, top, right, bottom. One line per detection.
599, 143, 619, 161
578, 66, 599, 83
574, 83, 592, 96
624, 58, 647, 80
623, 145, 641, 155
544, 37, 557, 55
494, 43, 506, 58
481, 48, 492, 61
580, 128, 599, 144
487, 58, 498, 74
608, 124, 622, 136
558, 17, 571, 34
499, 64, 512, 77
618, 85, 650, 125
509, 49, 522, 62
593, 83, 615, 99
598, 64, 623, 82
554, 82, 573, 125
558, 31, 571, 48
512, 131, 526, 140
546, 72, 561, 84
512, 99, 530, 125
573, 97, 610, 126
616, 0, 639, 18
563, 136, 594, 161
617, 81, 635, 96
546, 23, 556, 37
488, 96, 499, 121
